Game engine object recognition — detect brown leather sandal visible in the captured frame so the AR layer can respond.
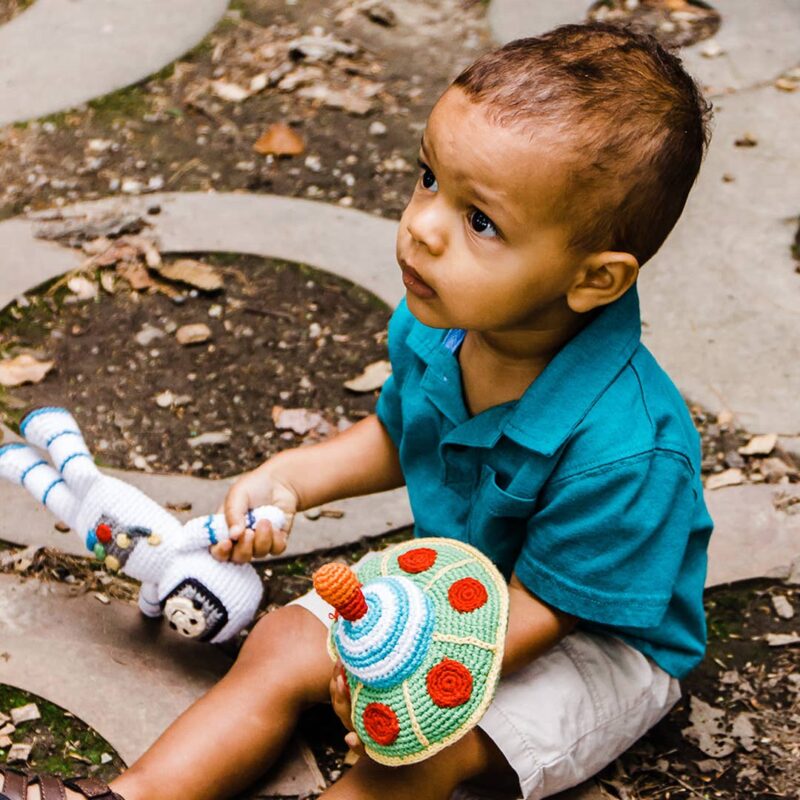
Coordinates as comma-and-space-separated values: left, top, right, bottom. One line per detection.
0, 767, 124, 800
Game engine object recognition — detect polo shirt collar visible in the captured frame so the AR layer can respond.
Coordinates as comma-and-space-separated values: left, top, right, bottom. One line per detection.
404, 285, 642, 456
503, 285, 642, 455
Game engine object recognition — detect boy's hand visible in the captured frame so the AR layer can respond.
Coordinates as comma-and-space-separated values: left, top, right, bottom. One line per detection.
211, 466, 298, 563
330, 660, 365, 759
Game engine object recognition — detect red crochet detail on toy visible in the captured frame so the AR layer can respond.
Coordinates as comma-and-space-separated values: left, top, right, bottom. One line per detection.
397, 547, 437, 574
96, 523, 112, 544
448, 577, 488, 613
363, 702, 400, 745
427, 659, 473, 708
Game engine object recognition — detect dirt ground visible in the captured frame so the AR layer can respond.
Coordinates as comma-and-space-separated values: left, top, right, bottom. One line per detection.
0, 0, 490, 224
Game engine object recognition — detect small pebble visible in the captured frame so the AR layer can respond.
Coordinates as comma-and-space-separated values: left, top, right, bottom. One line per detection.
771, 594, 795, 619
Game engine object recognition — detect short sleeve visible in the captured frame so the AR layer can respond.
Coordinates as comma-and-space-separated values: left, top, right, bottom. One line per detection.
375, 373, 402, 446
515, 450, 696, 629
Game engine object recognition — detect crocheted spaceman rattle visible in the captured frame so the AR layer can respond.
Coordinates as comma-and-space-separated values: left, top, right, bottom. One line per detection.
0, 407, 286, 643
313, 538, 509, 766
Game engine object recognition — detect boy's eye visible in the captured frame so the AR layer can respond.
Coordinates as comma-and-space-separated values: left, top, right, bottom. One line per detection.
469, 209, 498, 239
417, 160, 438, 192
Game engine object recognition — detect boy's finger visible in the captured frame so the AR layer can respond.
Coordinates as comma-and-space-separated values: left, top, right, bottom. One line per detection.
210, 540, 232, 562
253, 520, 273, 558
223, 485, 250, 540
231, 528, 255, 564
271, 527, 289, 556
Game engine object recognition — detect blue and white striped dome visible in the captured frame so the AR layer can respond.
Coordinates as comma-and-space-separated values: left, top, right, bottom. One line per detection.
333, 576, 435, 689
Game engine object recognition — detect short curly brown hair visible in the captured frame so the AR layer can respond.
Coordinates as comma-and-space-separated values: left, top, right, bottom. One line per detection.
452, 23, 712, 266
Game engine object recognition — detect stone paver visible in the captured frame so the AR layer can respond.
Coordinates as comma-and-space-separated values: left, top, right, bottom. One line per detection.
0, 573, 326, 797
487, 0, 800, 436
705, 483, 800, 586
0, 0, 229, 126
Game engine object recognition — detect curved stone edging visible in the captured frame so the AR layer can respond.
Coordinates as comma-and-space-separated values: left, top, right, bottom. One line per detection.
487, 0, 800, 93
0, 0, 230, 126
0, 574, 327, 796
0, 192, 413, 558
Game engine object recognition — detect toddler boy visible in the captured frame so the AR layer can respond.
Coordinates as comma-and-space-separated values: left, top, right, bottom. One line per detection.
90, 21, 714, 800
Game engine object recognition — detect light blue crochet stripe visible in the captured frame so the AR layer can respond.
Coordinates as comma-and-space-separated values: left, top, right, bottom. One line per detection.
58, 451, 92, 472
42, 478, 65, 505
46, 429, 82, 447
205, 514, 217, 545
20, 407, 69, 436
246, 509, 256, 529
20, 459, 47, 486
0, 442, 27, 457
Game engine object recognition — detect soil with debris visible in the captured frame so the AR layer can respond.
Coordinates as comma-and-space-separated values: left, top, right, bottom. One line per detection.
0, 0, 490, 224
0, 684, 125, 783
0, 253, 390, 478
587, 0, 721, 49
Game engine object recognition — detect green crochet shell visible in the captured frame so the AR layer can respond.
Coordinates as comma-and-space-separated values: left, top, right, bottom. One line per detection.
326, 538, 509, 766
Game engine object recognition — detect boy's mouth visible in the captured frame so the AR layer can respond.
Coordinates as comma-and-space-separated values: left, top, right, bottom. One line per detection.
400, 260, 436, 299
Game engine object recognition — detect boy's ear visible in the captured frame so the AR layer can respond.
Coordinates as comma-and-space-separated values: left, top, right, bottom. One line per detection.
566, 251, 639, 314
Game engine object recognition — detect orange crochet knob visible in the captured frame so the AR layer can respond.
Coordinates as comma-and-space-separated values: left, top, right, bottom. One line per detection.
314, 562, 368, 621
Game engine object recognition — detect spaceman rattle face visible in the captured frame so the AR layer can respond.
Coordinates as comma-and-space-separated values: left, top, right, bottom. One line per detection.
164, 596, 208, 638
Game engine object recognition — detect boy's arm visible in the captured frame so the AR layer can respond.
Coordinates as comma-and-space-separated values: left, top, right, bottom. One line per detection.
217, 413, 404, 561
265, 413, 405, 510
503, 572, 578, 676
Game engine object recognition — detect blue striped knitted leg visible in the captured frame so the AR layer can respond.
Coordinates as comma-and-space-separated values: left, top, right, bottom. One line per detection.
0, 442, 81, 530
20, 407, 99, 499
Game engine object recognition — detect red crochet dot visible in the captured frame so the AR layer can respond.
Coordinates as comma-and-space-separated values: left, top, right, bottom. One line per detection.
397, 547, 437, 574
448, 577, 488, 613
96, 524, 112, 544
362, 703, 400, 745
427, 659, 473, 708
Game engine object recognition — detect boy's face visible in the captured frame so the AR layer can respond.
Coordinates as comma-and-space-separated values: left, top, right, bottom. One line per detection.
396, 87, 584, 332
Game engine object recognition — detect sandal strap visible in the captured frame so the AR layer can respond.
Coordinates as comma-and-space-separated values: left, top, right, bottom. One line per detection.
64, 776, 122, 799
0, 767, 29, 800
34, 775, 67, 800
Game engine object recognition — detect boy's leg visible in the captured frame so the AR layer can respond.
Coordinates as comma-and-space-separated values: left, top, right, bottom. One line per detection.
320, 728, 519, 800
110, 605, 332, 800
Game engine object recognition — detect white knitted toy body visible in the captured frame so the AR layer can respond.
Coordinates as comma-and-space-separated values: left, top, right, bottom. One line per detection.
0, 407, 286, 643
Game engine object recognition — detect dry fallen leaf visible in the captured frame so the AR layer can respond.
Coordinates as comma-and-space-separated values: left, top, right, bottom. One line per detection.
116, 261, 155, 291
0, 354, 54, 387
155, 259, 224, 292
176, 323, 212, 346
681, 695, 736, 758
254, 123, 305, 156
272, 406, 324, 435
765, 632, 800, 647
67, 275, 98, 301
738, 433, 778, 456
706, 468, 744, 490
344, 360, 392, 392
10, 703, 41, 724
211, 79, 250, 103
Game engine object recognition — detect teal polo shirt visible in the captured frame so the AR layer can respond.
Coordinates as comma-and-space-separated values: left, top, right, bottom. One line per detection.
376, 287, 713, 679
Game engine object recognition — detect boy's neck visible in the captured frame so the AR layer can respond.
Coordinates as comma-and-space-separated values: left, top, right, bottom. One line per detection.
458, 310, 592, 416
467, 311, 590, 369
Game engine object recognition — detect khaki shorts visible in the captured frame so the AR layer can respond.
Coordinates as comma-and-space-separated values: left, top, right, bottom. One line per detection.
291, 574, 681, 800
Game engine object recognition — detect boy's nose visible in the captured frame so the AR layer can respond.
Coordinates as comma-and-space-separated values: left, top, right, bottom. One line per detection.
406, 203, 447, 257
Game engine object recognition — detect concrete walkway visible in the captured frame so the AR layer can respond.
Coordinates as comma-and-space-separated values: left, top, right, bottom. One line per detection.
487, 0, 800, 436
0, 0, 229, 126
0, 573, 326, 796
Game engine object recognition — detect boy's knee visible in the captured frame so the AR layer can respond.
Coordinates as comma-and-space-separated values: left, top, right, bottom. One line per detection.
236, 604, 332, 703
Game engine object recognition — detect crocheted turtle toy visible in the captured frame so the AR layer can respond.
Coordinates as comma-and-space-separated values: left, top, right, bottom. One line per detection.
313, 538, 509, 766
0, 407, 286, 643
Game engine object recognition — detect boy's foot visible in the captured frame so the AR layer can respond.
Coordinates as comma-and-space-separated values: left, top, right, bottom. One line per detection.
0, 768, 123, 799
